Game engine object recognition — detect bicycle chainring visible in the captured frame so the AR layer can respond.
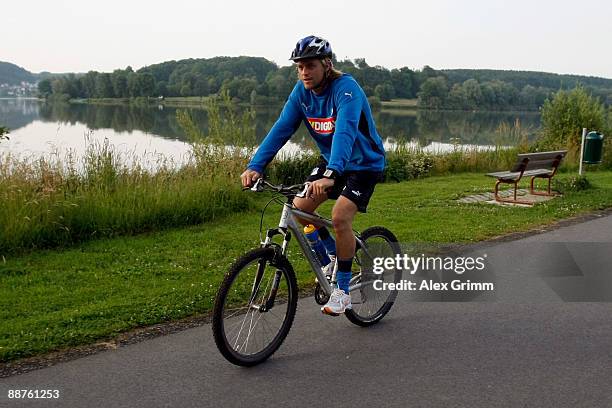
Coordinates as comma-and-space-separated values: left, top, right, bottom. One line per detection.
314, 283, 330, 305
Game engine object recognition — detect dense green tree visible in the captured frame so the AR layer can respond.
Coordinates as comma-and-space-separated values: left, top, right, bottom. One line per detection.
37, 79, 52, 97
51, 77, 69, 95
127, 72, 141, 97
266, 70, 293, 97
193, 77, 209, 96
354, 58, 369, 69
410, 65, 442, 96
80, 71, 98, 98
390, 67, 415, 98
518, 85, 549, 109
154, 80, 168, 97
374, 83, 395, 101
179, 84, 191, 97
462, 79, 483, 109
95, 73, 114, 98
138, 73, 155, 97
539, 86, 606, 150
111, 69, 129, 98
447, 84, 468, 110
228, 78, 258, 101
417, 76, 449, 109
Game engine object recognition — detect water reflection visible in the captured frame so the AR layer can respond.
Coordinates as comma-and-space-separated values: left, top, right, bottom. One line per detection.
0, 99, 540, 160
0, 98, 40, 131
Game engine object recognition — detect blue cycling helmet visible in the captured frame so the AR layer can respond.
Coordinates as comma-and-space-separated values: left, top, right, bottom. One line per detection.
290, 35, 332, 61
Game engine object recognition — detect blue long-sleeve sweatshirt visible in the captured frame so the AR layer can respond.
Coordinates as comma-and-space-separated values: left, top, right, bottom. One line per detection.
247, 74, 385, 174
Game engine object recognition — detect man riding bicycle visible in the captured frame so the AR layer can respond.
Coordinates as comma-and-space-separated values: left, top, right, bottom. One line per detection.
240, 35, 386, 316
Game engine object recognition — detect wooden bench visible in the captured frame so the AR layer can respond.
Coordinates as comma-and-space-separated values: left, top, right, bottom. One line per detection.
486, 150, 567, 205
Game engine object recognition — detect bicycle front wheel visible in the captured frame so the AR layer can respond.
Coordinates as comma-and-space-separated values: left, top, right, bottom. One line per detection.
212, 247, 298, 366
345, 226, 402, 327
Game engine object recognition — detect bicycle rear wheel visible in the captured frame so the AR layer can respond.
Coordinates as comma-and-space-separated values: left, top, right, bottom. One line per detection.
212, 247, 298, 366
345, 226, 402, 327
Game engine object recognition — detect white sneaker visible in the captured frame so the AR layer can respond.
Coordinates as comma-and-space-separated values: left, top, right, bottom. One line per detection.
321, 288, 352, 315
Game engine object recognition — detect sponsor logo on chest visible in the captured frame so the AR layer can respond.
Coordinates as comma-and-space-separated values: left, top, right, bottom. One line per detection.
307, 117, 336, 135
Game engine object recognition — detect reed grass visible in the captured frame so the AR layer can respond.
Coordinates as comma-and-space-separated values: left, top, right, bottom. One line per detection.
0, 140, 250, 254
2, 110, 606, 254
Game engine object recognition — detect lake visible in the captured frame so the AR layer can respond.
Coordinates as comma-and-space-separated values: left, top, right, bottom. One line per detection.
0, 99, 541, 167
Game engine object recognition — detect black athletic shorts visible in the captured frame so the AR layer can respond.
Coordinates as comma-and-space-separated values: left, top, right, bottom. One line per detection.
306, 158, 383, 213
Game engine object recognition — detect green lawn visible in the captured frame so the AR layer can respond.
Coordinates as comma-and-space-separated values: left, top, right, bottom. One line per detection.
380, 98, 418, 109
1, 171, 611, 362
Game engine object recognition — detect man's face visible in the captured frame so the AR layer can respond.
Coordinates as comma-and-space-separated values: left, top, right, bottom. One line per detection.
296, 58, 326, 90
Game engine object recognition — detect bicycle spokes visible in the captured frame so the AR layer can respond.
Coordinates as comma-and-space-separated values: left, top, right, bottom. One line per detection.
213, 248, 298, 365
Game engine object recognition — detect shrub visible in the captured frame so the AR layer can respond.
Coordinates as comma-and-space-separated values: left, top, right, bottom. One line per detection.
0, 126, 8, 142
267, 154, 320, 185
553, 175, 591, 193
384, 147, 433, 182
538, 86, 606, 153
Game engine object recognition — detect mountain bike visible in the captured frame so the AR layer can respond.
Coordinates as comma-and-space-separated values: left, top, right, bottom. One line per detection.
212, 178, 402, 366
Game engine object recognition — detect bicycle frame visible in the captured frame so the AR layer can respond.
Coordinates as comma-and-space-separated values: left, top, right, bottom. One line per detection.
213, 180, 401, 366
261, 201, 372, 298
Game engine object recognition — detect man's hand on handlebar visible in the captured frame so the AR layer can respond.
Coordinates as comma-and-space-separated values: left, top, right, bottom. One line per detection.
241, 169, 262, 188
307, 178, 335, 197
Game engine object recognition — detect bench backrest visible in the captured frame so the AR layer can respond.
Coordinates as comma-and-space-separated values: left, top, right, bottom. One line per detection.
518, 150, 567, 171
509, 157, 530, 173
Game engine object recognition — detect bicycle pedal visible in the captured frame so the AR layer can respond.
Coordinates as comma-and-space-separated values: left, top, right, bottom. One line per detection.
321, 309, 340, 317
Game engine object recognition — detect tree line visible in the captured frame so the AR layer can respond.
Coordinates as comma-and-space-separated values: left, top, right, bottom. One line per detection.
416, 76, 553, 111
37, 56, 612, 111
37, 67, 156, 100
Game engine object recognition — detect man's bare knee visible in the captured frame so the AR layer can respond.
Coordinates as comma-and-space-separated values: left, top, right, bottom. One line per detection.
332, 208, 353, 232
332, 198, 357, 233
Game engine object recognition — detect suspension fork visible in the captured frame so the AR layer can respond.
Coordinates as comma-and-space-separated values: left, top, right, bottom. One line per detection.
256, 227, 292, 312
263, 269, 283, 311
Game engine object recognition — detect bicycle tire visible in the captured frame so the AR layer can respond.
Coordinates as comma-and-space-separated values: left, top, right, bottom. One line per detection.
345, 226, 402, 327
212, 247, 298, 366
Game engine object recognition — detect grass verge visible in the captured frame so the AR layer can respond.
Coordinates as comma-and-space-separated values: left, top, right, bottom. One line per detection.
1, 171, 611, 362
380, 98, 418, 109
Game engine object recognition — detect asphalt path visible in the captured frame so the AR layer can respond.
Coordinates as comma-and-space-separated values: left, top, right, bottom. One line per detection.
1, 214, 612, 408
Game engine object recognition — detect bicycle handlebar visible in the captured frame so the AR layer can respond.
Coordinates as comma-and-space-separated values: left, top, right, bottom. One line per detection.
243, 178, 309, 197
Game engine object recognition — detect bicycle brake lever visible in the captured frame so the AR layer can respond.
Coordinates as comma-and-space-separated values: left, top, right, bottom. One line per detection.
296, 182, 310, 198
250, 178, 264, 192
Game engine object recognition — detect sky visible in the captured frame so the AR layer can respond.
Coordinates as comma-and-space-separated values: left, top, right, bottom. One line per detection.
3, 0, 612, 78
